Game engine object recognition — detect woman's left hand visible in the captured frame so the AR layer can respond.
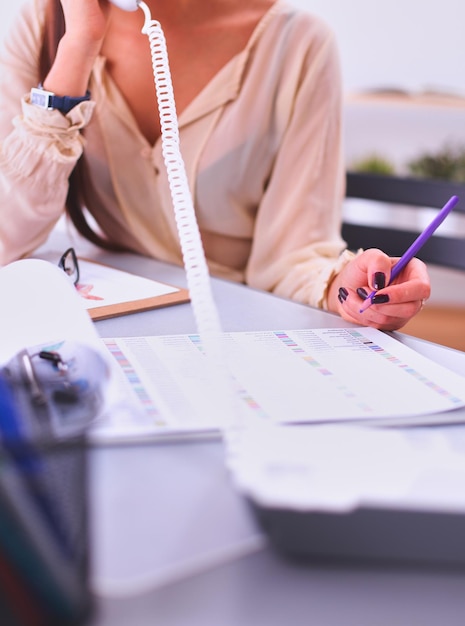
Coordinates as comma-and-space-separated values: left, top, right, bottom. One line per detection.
327, 248, 431, 331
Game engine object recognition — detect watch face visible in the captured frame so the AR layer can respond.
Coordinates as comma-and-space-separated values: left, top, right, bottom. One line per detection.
32, 93, 47, 107
31, 88, 51, 109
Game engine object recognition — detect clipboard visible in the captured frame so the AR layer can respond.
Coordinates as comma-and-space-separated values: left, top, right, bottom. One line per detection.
76, 258, 190, 321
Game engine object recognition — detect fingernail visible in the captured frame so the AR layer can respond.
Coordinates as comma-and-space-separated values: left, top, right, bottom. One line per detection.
373, 272, 386, 290
338, 287, 348, 302
357, 287, 369, 300
371, 293, 389, 305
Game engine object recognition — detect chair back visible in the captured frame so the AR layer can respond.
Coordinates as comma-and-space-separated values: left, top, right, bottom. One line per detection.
342, 172, 465, 270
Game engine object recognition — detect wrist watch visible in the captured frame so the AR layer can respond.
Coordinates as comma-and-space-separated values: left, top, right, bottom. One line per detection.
30, 84, 91, 114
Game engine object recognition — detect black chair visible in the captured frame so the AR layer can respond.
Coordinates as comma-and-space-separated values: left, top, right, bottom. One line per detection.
342, 172, 465, 271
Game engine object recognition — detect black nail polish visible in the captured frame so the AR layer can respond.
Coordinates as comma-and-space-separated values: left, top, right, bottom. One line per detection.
338, 287, 348, 301
371, 293, 389, 305
357, 287, 368, 300
373, 272, 386, 290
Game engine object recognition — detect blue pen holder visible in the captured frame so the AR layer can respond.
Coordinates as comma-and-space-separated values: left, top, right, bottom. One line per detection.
0, 340, 109, 625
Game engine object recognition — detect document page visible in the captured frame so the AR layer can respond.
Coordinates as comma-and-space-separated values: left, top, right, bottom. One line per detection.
30, 251, 189, 320
0, 259, 102, 365
229, 421, 465, 513
92, 328, 465, 441
75, 259, 189, 320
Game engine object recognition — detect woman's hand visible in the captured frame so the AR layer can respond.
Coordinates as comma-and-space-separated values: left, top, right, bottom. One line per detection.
327, 248, 431, 331
59, 0, 111, 48
43, 0, 113, 96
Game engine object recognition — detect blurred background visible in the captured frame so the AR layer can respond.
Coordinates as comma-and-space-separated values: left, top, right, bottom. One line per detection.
2, 0, 465, 95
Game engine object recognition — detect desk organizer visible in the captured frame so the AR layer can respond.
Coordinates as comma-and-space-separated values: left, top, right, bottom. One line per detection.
0, 341, 104, 625
0, 438, 92, 625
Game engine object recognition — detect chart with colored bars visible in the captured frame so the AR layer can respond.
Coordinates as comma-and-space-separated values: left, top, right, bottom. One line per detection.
96, 328, 465, 440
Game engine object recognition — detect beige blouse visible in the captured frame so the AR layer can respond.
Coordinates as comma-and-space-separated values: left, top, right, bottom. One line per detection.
0, 0, 351, 308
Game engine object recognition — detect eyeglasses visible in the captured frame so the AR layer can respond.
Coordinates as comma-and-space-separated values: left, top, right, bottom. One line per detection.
58, 248, 80, 286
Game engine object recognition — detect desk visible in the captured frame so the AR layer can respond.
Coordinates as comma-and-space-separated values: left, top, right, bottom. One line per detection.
37, 240, 465, 626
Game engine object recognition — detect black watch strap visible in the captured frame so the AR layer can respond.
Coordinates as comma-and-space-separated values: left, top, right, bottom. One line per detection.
30, 85, 91, 114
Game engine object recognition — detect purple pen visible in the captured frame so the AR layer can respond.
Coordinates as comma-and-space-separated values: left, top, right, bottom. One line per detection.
359, 194, 460, 313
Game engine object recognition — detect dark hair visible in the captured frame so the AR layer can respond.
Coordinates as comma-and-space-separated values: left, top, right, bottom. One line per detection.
39, 0, 126, 251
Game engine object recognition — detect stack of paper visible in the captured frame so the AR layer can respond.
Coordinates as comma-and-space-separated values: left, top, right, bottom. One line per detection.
227, 421, 465, 513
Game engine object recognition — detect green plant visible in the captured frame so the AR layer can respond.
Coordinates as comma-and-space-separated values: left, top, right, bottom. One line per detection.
349, 154, 397, 176
407, 145, 465, 182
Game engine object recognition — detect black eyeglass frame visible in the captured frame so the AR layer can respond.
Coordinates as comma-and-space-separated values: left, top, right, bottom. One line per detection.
58, 247, 80, 286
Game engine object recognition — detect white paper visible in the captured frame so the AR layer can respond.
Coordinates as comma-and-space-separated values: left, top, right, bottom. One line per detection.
228, 421, 465, 514
92, 328, 465, 442
0, 259, 101, 363
75, 259, 179, 310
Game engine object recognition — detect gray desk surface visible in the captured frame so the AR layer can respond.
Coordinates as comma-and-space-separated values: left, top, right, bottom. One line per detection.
38, 243, 465, 626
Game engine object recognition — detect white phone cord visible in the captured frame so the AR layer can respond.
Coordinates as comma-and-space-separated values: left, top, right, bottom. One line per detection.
138, 2, 221, 337
138, 2, 243, 433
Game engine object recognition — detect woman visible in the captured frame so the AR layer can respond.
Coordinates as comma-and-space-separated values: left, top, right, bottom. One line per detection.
0, 0, 430, 330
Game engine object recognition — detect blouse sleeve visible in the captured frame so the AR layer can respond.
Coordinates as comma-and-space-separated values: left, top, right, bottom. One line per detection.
0, 0, 95, 266
244, 21, 352, 309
